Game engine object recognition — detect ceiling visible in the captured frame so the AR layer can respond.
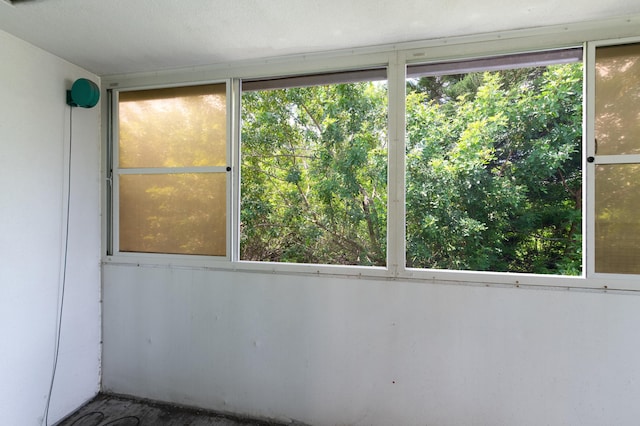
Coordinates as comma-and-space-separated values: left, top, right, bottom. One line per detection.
1, 0, 639, 76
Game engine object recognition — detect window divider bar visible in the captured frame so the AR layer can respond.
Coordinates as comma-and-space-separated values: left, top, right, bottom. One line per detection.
229, 78, 242, 262
585, 41, 596, 278
117, 166, 228, 175
386, 53, 406, 275
105, 90, 115, 256
591, 154, 640, 164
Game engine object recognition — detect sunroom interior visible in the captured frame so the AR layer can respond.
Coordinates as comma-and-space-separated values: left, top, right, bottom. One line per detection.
3, 1, 640, 425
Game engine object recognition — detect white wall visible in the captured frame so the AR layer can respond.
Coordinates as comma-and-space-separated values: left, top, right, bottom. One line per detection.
0, 30, 101, 425
102, 265, 640, 425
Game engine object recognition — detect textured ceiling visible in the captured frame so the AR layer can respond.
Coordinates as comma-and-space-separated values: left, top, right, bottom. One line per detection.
1, 0, 640, 76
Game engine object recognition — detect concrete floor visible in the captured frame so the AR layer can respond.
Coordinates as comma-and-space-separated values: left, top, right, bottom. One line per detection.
56, 394, 301, 426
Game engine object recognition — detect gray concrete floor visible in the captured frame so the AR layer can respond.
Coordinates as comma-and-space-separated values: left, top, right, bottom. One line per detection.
56, 394, 298, 426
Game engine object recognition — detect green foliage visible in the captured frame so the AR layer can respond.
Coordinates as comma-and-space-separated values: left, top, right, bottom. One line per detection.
240, 62, 583, 274
406, 63, 583, 274
240, 82, 388, 265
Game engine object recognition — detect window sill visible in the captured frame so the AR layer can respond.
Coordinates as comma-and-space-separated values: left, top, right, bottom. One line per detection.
102, 255, 640, 293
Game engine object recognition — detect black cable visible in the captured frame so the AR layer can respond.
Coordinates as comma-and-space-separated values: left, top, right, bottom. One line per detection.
44, 106, 73, 426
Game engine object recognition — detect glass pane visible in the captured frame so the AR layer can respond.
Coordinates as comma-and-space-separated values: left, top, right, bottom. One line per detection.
595, 43, 640, 155
119, 173, 226, 256
405, 60, 583, 274
240, 78, 388, 266
595, 164, 640, 274
119, 84, 227, 168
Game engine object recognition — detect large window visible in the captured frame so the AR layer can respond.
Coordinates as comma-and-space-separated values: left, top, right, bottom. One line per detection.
240, 70, 388, 265
405, 50, 584, 275
116, 83, 228, 256
106, 37, 640, 285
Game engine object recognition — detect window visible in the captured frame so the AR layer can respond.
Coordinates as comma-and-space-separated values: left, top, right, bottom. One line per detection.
405, 49, 584, 275
106, 35, 640, 285
240, 70, 388, 265
115, 83, 228, 256
594, 42, 640, 274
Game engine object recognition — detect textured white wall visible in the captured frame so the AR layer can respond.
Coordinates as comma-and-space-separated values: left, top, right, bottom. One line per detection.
0, 30, 101, 425
103, 265, 640, 426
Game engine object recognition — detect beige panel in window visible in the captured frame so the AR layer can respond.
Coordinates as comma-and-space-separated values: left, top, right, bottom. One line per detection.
119, 84, 227, 168
119, 173, 226, 256
595, 164, 640, 274
595, 43, 640, 155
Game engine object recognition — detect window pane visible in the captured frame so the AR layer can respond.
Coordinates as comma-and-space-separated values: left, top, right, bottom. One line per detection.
406, 58, 583, 274
595, 43, 640, 155
119, 173, 226, 256
595, 164, 640, 274
119, 84, 226, 168
240, 76, 388, 266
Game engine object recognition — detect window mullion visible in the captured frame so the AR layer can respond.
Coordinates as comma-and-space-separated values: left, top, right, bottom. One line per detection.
108, 89, 119, 256
229, 78, 241, 262
585, 41, 595, 278
387, 52, 407, 277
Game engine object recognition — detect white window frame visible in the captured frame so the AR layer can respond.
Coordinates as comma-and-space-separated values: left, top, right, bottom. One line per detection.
109, 80, 234, 262
101, 18, 640, 291
585, 36, 640, 282
237, 67, 390, 269
400, 47, 586, 285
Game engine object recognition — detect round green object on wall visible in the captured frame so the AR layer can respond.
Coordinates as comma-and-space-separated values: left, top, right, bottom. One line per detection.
68, 78, 100, 108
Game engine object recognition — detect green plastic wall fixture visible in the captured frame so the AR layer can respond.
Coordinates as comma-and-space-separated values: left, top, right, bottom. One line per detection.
66, 78, 100, 108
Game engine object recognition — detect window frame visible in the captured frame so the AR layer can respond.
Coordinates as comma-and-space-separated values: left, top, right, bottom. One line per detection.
237, 67, 390, 268
403, 47, 585, 277
586, 36, 640, 280
102, 22, 640, 291
109, 80, 234, 261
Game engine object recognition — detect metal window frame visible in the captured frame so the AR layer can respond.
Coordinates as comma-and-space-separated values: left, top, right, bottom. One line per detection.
403, 46, 586, 278
585, 36, 640, 279
238, 66, 391, 267
109, 80, 232, 260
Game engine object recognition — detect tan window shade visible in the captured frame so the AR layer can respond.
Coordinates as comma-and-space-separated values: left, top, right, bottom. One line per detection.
117, 83, 228, 256
119, 174, 227, 256
595, 43, 640, 156
119, 83, 226, 168
595, 164, 640, 274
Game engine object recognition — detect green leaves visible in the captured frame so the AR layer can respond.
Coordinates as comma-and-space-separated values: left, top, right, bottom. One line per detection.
240, 62, 583, 274
240, 82, 388, 266
406, 63, 583, 274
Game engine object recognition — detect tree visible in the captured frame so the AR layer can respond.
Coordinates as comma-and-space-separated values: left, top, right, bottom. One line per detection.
240, 81, 388, 265
406, 63, 583, 274
240, 64, 583, 273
